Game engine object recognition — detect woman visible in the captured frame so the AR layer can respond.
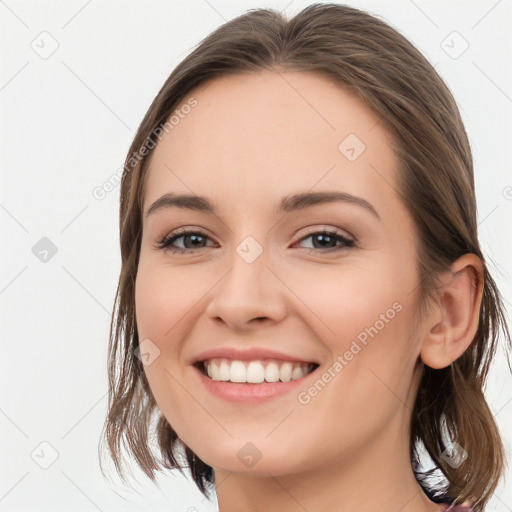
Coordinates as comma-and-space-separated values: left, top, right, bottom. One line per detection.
99, 4, 510, 511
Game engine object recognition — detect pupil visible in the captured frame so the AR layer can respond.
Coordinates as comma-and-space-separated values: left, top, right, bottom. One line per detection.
187, 234, 204, 248
314, 234, 335, 248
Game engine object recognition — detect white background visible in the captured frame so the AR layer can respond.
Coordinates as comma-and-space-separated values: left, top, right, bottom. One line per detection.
1, 0, 511, 510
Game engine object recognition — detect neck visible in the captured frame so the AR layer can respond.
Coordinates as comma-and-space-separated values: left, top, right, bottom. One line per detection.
214, 416, 443, 512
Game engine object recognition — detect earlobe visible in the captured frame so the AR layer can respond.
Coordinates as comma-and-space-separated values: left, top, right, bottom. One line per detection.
420, 254, 484, 370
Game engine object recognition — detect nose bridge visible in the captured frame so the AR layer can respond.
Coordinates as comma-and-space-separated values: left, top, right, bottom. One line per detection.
220, 235, 272, 304
206, 233, 287, 326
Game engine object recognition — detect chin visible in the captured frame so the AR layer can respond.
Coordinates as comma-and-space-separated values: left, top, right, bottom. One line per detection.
190, 438, 310, 477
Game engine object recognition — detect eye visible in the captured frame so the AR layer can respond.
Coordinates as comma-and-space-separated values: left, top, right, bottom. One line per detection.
156, 227, 356, 254
294, 229, 355, 252
157, 228, 216, 254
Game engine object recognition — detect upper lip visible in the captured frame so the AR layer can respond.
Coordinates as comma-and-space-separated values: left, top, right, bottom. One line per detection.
192, 347, 319, 365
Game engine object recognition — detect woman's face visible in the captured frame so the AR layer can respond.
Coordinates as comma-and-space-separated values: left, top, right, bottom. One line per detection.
135, 70, 427, 477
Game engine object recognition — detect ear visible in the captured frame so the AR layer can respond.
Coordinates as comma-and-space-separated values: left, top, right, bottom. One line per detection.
420, 254, 484, 370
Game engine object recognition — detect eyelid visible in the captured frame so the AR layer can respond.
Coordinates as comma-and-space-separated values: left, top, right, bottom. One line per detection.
157, 224, 356, 253
156, 226, 215, 250
293, 225, 355, 243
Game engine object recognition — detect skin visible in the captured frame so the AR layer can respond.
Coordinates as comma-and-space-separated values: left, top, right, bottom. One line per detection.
135, 70, 483, 512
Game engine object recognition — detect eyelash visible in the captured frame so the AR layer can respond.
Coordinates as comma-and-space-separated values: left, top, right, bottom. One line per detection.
156, 227, 356, 254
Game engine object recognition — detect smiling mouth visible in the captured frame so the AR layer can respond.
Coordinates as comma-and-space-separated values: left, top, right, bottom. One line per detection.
195, 358, 320, 384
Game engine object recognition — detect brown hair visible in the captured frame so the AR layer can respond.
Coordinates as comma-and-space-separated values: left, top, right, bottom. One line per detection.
99, 4, 511, 509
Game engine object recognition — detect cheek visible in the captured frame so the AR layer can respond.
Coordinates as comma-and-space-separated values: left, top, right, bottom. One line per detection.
134, 262, 196, 432
288, 259, 407, 342
287, 257, 420, 398
135, 258, 212, 340
134, 258, 223, 409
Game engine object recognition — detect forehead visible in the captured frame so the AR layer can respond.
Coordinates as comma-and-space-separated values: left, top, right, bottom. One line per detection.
143, 70, 401, 217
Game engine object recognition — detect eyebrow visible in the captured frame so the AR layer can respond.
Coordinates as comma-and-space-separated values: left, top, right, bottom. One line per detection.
145, 191, 380, 219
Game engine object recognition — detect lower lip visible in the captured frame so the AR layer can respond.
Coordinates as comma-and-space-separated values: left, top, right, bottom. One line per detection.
193, 365, 316, 404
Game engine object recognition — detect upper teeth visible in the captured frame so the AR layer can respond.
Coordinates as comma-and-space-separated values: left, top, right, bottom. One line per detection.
203, 358, 315, 383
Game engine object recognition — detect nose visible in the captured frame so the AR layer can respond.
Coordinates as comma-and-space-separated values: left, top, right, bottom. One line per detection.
205, 245, 287, 331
